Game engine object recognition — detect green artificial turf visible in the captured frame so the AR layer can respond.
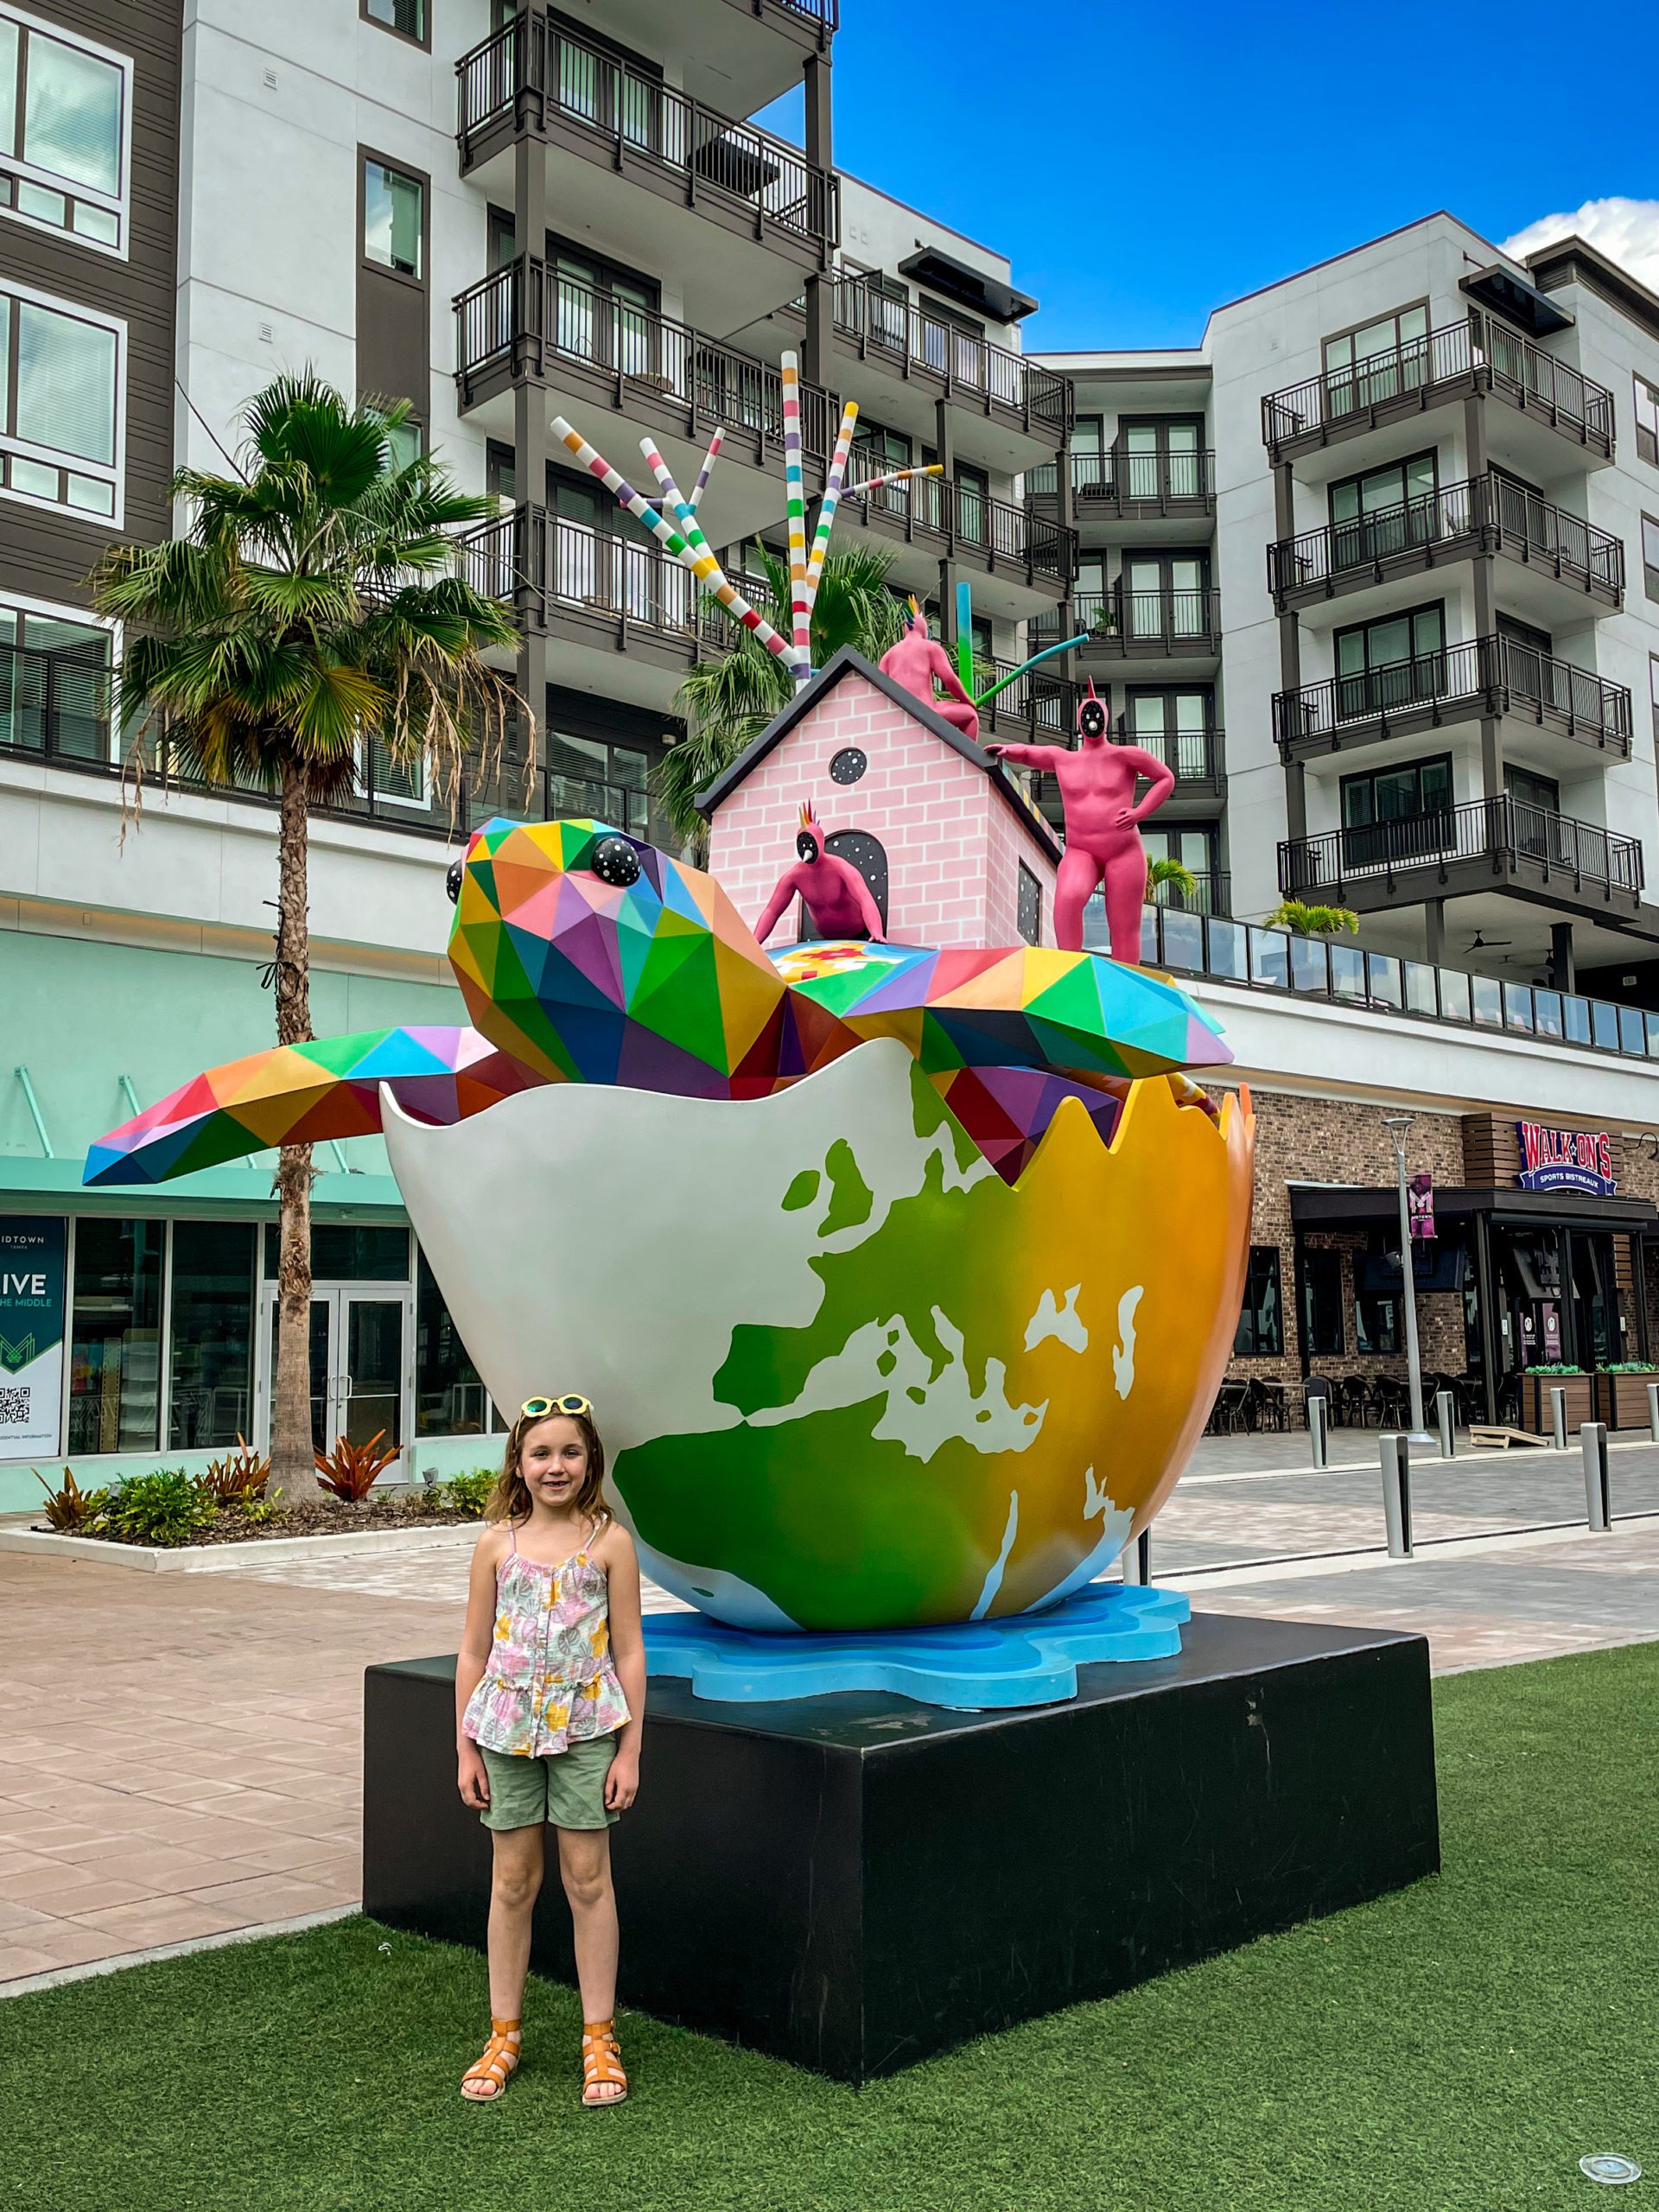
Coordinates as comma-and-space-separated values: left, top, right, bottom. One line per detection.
3, 1642, 1656, 2212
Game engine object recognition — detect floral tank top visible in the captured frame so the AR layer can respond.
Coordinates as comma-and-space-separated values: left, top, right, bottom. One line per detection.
461, 1520, 630, 1758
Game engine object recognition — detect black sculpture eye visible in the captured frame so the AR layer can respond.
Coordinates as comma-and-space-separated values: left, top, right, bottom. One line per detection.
445, 858, 465, 905
591, 836, 642, 887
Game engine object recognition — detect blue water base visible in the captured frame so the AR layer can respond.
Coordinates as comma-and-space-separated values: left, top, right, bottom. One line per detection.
641, 1583, 1190, 1712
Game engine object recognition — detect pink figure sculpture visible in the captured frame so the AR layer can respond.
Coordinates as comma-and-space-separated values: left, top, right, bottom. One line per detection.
879, 610, 980, 741
984, 684, 1175, 961
753, 803, 887, 944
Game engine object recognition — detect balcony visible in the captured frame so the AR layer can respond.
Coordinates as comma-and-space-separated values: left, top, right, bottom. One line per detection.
973, 658, 1077, 743
1279, 794, 1644, 925
818, 276, 1071, 444
1138, 902, 1659, 1069
840, 470, 1074, 594
1273, 637, 1633, 763
1027, 447, 1217, 522
1261, 319, 1615, 467
1071, 586, 1222, 660
457, 16, 835, 257
1268, 473, 1624, 616
455, 259, 838, 487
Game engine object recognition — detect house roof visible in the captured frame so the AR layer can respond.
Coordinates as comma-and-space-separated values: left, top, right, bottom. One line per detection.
693, 646, 1065, 865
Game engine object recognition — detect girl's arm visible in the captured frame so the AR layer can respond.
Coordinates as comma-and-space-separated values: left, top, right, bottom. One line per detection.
455, 1528, 505, 1808
602, 1523, 646, 1811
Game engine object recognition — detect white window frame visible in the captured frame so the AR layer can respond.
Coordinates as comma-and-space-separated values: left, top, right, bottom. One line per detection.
0, 586, 120, 764
0, 5, 133, 261
0, 276, 126, 527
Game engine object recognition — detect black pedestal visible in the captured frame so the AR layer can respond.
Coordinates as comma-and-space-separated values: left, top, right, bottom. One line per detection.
363, 1614, 1438, 2084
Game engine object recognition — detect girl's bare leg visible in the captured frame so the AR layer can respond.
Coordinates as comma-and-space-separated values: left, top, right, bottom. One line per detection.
486, 1825, 545, 2020
556, 1826, 619, 2024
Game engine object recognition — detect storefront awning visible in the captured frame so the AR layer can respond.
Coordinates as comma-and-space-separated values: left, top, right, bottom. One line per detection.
1289, 1184, 1658, 1234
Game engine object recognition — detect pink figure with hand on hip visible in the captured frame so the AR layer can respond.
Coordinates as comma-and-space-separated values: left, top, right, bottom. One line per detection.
879, 610, 980, 741
753, 804, 886, 944
983, 684, 1175, 961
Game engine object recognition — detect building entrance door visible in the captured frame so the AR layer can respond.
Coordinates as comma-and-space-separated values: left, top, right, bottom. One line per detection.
255, 1281, 413, 1469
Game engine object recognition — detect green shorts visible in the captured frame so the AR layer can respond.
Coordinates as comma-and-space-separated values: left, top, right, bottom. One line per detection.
478, 1733, 620, 1833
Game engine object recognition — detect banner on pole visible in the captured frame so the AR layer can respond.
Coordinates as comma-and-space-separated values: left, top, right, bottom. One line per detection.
0, 1217, 67, 1460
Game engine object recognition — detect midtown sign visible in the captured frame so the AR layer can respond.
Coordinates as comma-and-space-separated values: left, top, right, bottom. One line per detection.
1516, 1122, 1617, 1198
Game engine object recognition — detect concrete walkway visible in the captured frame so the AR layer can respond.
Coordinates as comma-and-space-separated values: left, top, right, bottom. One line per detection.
4, 1429, 1659, 1986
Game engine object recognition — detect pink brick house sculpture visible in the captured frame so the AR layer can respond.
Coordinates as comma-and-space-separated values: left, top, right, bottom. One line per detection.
697, 649, 1061, 950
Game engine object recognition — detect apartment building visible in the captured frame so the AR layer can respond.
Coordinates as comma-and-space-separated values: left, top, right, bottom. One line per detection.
0, 0, 1071, 1503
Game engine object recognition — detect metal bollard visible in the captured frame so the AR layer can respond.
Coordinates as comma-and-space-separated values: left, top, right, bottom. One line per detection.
1551, 1386, 1567, 1450
1580, 1421, 1611, 1532
1309, 1393, 1328, 1470
1380, 1432, 1413, 1558
1648, 1382, 1659, 1444
1120, 1529, 1152, 1586
1435, 1389, 1455, 1459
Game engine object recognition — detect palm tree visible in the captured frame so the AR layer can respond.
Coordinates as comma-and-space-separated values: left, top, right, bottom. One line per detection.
1146, 855, 1200, 906
660, 544, 906, 845
94, 374, 522, 1501
1265, 898, 1361, 938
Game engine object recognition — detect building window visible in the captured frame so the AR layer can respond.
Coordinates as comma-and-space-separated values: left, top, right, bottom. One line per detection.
1650, 655, 1659, 747
1636, 375, 1659, 469
1234, 1247, 1284, 1357
0, 283, 123, 520
1017, 861, 1042, 947
383, 415, 422, 473
1121, 417, 1205, 501
1340, 753, 1452, 867
362, 0, 428, 45
486, 441, 516, 502
0, 603, 113, 760
546, 728, 650, 837
1333, 602, 1446, 722
1643, 513, 1659, 604
1323, 301, 1428, 381
67, 1218, 162, 1453
0, 10, 130, 254
1127, 690, 1214, 781
1300, 1248, 1345, 1358
1069, 414, 1106, 490
168, 1222, 257, 1451
416, 1253, 498, 1437
1329, 449, 1438, 566
1355, 1274, 1400, 1355
363, 156, 423, 279
1144, 824, 1218, 911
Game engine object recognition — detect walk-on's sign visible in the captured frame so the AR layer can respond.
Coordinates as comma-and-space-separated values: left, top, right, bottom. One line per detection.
1516, 1122, 1617, 1198
0, 1217, 66, 1459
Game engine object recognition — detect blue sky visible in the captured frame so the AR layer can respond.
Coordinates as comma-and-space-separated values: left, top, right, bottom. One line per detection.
757, 0, 1656, 351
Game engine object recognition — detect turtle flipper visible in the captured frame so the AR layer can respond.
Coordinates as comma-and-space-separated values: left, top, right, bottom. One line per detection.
82, 1027, 545, 1187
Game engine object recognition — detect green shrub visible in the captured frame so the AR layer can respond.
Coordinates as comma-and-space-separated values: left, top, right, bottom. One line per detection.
443, 1466, 497, 1519
232, 1492, 282, 1528
105, 1468, 218, 1548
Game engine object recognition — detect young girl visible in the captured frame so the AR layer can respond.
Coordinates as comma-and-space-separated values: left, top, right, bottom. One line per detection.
454, 1393, 645, 2108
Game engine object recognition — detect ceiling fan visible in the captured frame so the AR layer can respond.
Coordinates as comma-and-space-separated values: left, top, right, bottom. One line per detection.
1465, 929, 1515, 950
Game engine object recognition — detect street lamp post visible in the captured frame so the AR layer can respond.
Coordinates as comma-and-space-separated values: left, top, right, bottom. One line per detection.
1382, 1113, 1434, 1446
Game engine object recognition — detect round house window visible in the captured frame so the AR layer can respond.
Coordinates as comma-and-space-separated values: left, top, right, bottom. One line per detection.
830, 747, 868, 786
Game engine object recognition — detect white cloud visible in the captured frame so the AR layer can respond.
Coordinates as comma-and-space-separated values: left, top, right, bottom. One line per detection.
1500, 197, 1659, 292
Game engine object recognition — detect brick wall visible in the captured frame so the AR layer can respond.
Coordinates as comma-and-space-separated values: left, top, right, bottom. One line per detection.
706, 671, 1058, 949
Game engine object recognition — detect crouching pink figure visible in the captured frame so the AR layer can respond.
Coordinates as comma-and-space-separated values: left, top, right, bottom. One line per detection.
879, 610, 980, 741
984, 685, 1174, 961
753, 804, 886, 943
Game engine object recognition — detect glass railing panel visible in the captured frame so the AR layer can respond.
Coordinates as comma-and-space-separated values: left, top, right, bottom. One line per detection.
1438, 969, 1471, 1022
1289, 937, 1329, 993
1470, 974, 1503, 1027
1590, 1000, 1620, 1050
1618, 1006, 1646, 1054
1249, 927, 1289, 988
1503, 982, 1535, 1033
1330, 943, 1365, 998
1160, 907, 1204, 973
1402, 961, 1437, 1016
1139, 903, 1159, 963
1367, 954, 1403, 1007
1207, 917, 1248, 982
1533, 989, 1565, 1039
1646, 1014, 1659, 1058
1563, 995, 1592, 1046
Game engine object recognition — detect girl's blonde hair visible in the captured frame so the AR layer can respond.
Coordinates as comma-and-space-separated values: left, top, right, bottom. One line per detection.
486, 1404, 613, 1531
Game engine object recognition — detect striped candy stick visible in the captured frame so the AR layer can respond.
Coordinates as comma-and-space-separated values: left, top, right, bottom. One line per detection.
637, 436, 794, 664
803, 399, 859, 620
780, 351, 810, 680
687, 426, 723, 518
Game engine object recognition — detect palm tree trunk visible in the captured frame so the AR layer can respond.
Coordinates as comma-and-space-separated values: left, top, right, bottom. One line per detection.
270, 753, 323, 1503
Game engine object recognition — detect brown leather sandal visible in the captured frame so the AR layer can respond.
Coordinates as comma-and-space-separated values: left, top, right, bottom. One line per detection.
581, 2019, 628, 2107
461, 2018, 521, 2101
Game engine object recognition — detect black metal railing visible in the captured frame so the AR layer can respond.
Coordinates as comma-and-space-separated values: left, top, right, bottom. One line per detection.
455, 258, 839, 467
1273, 636, 1632, 756
1070, 587, 1221, 652
457, 13, 836, 250
1027, 448, 1217, 511
1281, 795, 1643, 899
1147, 868, 1228, 915
1268, 472, 1624, 601
970, 658, 1077, 740
825, 276, 1071, 435
1141, 903, 1659, 1065
0, 637, 112, 762
846, 467, 1072, 586
1119, 719, 1221, 783
1262, 317, 1616, 455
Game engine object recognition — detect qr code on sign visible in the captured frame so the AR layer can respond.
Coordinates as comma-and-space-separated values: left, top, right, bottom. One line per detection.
0, 1388, 29, 1425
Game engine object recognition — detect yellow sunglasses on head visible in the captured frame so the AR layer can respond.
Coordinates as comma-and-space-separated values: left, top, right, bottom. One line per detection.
518, 1393, 592, 1422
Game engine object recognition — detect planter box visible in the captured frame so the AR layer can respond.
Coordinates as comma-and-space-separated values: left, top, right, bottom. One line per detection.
1520, 1374, 1593, 1435
1593, 1372, 1659, 1432
0, 1520, 482, 1574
